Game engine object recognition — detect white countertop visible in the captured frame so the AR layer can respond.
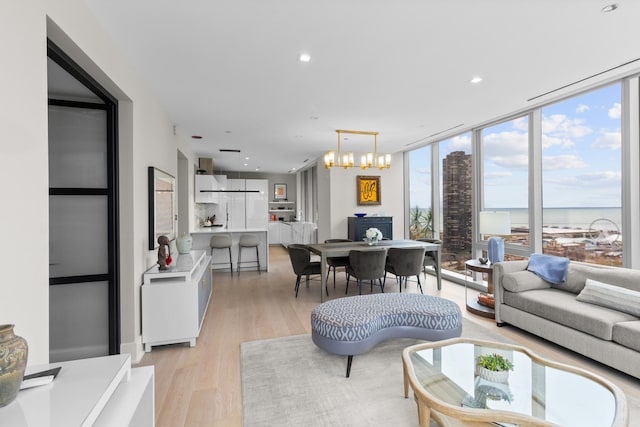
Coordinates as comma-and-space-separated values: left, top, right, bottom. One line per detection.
191, 226, 268, 234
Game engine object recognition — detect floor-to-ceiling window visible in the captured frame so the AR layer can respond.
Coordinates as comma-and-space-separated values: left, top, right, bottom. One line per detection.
541, 83, 622, 266
408, 145, 432, 239
407, 80, 630, 277
439, 133, 472, 273
480, 116, 529, 251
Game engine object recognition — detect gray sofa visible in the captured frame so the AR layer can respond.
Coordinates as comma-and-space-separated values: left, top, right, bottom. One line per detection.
494, 259, 640, 379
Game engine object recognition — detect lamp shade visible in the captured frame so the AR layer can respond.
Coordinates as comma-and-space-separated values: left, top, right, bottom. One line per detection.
479, 211, 511, 236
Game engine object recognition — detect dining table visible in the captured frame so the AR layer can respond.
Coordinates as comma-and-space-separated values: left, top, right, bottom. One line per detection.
307, 239, 441, 302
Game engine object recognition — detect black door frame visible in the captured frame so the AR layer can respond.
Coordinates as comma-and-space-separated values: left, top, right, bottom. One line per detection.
47, 40, 120, 355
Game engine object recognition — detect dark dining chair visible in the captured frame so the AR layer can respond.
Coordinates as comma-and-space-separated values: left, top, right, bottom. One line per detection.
384, 247, 426, 293
345, 249, 387, 295
324, 238, 353, 288
417, 238, 442, 290
288, 244, 325, 298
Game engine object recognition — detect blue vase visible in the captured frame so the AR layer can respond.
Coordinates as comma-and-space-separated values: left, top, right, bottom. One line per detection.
487, 237, 504, 264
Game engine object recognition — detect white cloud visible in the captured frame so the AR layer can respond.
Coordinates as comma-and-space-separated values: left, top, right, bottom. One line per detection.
592, 130, 621, 150
542, 114, 593, 139
608, 103, 621, 119
449, 134, 471, 152
413, 167, 431, 175
542, 154, 588, 170
541, 134, 575, 149
545, 171, 620, 188
484, 171, 513, 178
512, 117, 528, 131
492, 155, 528, 169
576, 104, 590, 113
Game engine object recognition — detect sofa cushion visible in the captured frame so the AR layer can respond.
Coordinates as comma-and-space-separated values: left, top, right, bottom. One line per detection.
502, 271, 551, 293
613, 321, 640, 352
503, 288, 638, 340
577, 278, 640, 318
562, 262, 640, 295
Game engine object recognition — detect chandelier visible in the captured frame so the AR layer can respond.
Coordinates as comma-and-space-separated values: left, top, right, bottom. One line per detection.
324, 129, 391, 170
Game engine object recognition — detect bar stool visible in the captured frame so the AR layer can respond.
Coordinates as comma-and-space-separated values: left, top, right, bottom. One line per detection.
210, 234, 233, 274
238, 234, 260, 273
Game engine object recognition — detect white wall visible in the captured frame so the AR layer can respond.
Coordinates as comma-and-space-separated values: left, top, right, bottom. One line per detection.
316, 153, 405, 243
0, 1, 195, 364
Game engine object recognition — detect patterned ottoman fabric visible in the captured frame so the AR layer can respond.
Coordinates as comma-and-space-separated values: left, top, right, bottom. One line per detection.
311, 293, 462, 377
311, 293, 462, 342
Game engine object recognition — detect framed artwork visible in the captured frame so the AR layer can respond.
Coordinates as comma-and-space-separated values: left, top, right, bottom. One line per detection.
357, 175, 381, 205
148, 166, 176, 250
274, 183, 287, 200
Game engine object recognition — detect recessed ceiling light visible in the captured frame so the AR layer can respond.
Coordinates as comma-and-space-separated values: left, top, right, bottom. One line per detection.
299, 53, 311, 62
470, 76, 483, 84
245, 157, 250, 160
243, 163, 248, 167
601, 4, 618, 12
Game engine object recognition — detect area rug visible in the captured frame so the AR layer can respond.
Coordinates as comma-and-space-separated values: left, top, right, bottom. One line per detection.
241, 319, 640, 426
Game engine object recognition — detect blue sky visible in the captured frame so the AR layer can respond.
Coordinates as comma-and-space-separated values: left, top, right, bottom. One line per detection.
410, 83, 622, 209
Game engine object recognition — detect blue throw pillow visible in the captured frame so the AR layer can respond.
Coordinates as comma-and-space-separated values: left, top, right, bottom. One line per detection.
526, 254, 569, 285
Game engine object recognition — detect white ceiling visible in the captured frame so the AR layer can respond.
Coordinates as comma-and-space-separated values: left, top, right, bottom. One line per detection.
84, 0, 640, 174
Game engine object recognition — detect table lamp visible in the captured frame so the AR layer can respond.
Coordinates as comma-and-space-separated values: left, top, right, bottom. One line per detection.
479, 211, 511, 264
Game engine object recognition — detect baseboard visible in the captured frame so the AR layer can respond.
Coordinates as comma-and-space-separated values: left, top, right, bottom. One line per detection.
121, 337, 145, 364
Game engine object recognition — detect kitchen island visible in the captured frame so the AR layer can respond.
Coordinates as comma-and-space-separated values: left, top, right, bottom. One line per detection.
191, 227, 269, 272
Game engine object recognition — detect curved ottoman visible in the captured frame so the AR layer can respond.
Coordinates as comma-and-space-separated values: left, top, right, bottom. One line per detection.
311, 293, 462, 377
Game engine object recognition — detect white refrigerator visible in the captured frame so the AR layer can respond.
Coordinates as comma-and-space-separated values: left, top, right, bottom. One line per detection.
227, 179, 268, 229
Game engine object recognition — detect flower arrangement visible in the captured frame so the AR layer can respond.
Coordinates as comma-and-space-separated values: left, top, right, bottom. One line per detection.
364, 227, 383, 244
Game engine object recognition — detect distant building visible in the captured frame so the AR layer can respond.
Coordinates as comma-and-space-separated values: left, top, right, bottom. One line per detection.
442, 151, 472, 260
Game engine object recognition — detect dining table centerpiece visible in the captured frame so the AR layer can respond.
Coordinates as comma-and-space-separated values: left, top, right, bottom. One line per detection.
364, 227, 383, 245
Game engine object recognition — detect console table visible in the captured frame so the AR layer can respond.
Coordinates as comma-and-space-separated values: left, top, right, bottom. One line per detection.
348, 216, 392, 242
142, 250, 212, 351
2, 354, 154, 426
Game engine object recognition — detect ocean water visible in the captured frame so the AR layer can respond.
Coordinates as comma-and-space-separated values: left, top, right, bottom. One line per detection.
416, 207, 622, 232
506, 207, 621, 231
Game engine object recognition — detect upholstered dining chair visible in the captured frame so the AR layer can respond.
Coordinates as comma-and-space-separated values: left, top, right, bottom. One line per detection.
324, 238, 353, 288
288, 244, 325, 298
384, 247, 427, 293
345, 249, 388, 295
417, 238, 442, 290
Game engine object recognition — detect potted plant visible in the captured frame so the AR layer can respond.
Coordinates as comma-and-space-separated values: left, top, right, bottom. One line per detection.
476, 353, 513, 383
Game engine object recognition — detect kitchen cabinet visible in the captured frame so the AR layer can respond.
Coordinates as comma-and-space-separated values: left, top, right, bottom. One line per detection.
268, 222, 280, 244
195, 175, 219, 203
141, 250, 212, 351
348, 216, 393, 242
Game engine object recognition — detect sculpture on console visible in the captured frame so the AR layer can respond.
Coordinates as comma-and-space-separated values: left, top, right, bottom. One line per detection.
157, 235, 172, 270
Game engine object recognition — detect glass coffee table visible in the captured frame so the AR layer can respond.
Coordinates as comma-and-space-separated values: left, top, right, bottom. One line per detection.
402, 338, 628, 427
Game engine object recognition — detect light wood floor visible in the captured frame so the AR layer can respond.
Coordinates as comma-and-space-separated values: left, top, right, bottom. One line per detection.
137, 246, 639, 426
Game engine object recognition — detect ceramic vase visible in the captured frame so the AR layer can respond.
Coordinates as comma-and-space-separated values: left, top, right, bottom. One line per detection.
0, 324, 28, 407
176, 233, 193, 254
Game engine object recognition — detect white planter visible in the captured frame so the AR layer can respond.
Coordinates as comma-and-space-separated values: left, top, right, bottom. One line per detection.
476, 366, 509, 384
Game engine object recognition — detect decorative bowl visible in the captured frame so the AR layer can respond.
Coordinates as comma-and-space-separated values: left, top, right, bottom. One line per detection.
354, 213, 367, 217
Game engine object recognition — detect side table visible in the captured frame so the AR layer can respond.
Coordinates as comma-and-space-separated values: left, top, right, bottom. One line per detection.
464, 259, 494, 319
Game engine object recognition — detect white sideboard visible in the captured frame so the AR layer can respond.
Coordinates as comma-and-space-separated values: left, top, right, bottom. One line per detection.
2, 354, 154, 427
142, 250, 212, 352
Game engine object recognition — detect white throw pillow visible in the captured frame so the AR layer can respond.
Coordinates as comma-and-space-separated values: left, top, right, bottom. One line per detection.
576, 278, 640, 317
